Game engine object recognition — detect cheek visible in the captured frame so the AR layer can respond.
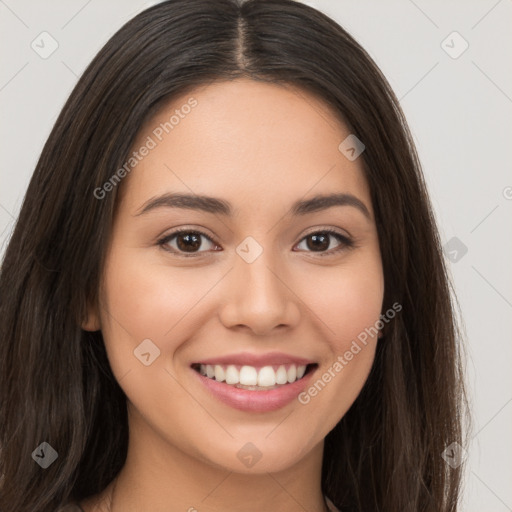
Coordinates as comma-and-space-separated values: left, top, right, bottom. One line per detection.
97, 251, 214, 431
99, 249, 213, 352
305, 254, 384, 346
332, 273, 383, 346
295, 253, 383, 421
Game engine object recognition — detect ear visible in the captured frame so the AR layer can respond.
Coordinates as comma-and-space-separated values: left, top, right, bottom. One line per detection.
81, 300, 101, 332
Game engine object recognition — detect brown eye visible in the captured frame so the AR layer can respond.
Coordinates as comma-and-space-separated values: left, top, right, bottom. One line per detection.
176, 232, 202, 252
158, 229, 219, 256
295, 230, 354, 255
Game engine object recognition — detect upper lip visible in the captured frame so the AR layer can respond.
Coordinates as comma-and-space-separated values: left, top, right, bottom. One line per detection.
192, 351, 315, 367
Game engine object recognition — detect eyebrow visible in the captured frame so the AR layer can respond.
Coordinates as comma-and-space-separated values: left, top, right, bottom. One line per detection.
135, 192, 371, 220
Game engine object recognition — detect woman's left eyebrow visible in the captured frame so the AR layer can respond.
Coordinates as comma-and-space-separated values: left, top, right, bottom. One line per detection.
134, 192, 371, 220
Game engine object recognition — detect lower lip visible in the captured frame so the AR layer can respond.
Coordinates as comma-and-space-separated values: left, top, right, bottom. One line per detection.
192, 366, 317, 412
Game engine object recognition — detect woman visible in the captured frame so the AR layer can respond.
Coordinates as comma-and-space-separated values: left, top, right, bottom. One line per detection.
0, 1, 469, 511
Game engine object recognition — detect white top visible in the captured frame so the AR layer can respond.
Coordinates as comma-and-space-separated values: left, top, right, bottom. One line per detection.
325, 495, 341, 512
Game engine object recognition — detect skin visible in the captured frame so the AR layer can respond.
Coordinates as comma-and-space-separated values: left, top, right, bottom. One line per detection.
81, 78, 384, 512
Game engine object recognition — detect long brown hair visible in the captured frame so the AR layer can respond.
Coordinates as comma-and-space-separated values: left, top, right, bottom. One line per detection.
0, 1, 469, 510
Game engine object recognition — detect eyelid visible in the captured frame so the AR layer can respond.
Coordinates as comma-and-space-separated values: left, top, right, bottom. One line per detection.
300, 225, 352, 240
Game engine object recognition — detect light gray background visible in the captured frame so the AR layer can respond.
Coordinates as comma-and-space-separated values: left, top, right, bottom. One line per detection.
1, 1, 511, 510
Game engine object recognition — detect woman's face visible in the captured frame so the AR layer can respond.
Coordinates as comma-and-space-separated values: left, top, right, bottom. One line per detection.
85, 78, 384, 474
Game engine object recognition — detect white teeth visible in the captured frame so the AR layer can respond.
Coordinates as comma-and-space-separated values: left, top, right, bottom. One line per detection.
225, 365, 239, 385
287, 365, 296, 383
275, 365, 288, 385
199, 363, 309, 387
214, 365, 225, 382
239, 365, 258, 386
257, 366, 276, 387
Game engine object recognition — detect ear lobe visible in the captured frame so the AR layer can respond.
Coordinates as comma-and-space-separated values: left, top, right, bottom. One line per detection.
81, 303, 101, 332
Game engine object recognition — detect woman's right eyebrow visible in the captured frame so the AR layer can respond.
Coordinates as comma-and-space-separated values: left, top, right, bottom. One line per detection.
134, 192, 371, 221
135, 193, 231, 216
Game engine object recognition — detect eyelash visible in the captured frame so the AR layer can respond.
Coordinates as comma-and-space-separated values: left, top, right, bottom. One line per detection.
157, 227, 355, 258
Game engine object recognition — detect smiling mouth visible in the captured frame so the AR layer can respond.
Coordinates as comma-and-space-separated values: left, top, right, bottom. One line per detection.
191, 363, 318, 390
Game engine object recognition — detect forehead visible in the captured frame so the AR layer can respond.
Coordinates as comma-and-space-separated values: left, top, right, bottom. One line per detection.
120, 78, 372, 216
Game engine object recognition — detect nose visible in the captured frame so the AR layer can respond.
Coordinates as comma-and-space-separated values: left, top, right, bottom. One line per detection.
218, 250, 300, 336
